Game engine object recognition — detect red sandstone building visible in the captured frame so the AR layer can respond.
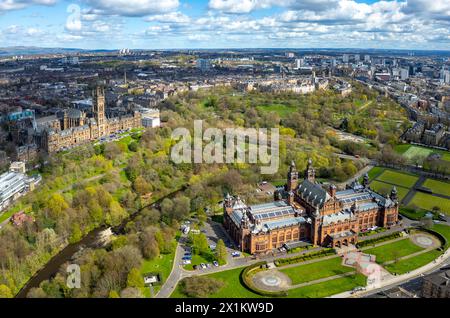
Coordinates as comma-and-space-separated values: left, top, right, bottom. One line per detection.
223, 159, 399, 254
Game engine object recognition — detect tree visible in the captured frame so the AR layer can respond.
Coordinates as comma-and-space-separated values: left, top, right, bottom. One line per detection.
0, 285, 13, 298
103, 142, 122, 160
108, 290, 120, 298
133, 176, 151, 196
192, 233, 209, 256
128, 141, 139, 152
127, 268, 144, 289
216, 239, 227, 265
69, 223, 83, 244
120, 287, 143, 298
180, 276, 224, 298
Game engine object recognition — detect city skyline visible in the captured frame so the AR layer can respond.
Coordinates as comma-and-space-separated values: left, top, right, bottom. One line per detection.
0, 0, 449, 50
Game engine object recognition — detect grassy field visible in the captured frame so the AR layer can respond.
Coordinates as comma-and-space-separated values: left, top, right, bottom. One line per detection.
384, 250, 442, 275
140, 251, 176, 297
279, 257, 354, 285
376, 170, 419, 188
367, 166, 385, 180
422, 179, 450, 197
171, 267, 261, 298
171, 266, 367, 298
432, 224, 450, 250
407, 192, 450, 214
286, 274, 367, 298
369, 180, 408, 200
395, 144, 450, 162
364, 238, 424, 264
256, 104, 297, 118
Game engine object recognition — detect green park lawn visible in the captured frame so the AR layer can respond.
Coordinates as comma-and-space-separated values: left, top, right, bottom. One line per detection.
384, 250, 442, 275
285, 274, 367, 298
432, 224, 450, 250
375, 170, 419, 188
367, 167, 385, 180
364, 238, 424, 264
171, 267, 261, 298
139, 250, 176, 297
407, 192, 450, 214
369, 180, 409, 200
422, 179, 450, 197
279, 257, 354, 285
171, 266, 367, 298
256, 104, 296, 118
395, 144, 450, 162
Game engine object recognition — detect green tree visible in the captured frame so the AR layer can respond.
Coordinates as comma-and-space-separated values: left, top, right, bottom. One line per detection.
69, 223, 82, 244
127, 268, 144, 289
216, 239, 227, 265
0, 285, 13, 298
109, 290, 120, 298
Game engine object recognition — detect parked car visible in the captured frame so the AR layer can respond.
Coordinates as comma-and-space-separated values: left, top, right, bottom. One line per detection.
200, 263, 207, 269
213, 261, 219, 267
193, 265, 198, 270
182, 256, 192, 261
182, 259, 191, 265
231, 252, 241, 257
206, 263, 212, 268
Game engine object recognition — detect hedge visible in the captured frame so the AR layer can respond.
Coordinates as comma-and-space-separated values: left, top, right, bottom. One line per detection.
274, 248, 336, 266
240, 262, 288, 297
356, 231, 403, 248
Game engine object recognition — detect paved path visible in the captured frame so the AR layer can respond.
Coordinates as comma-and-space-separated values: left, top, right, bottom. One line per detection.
402, 175, 426, 206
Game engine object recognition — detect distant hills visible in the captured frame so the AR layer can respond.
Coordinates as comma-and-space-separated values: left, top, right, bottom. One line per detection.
0, 46, 114, 57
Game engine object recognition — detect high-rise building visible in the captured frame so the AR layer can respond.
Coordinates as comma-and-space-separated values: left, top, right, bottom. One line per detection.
440, 68, 450, 84
343, 54, 349, 63
354, 54, 360, 62
196, 59, 211, 72
364, 55, 370, 63
400, 68, 409, 80
295, 58, 304, 69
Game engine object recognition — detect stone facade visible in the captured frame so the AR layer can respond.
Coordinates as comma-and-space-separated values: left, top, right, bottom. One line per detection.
38, 87, 142, 153
223, 159, 399, 254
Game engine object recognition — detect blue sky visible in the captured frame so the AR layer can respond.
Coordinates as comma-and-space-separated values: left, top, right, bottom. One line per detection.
0, 0, 449, 50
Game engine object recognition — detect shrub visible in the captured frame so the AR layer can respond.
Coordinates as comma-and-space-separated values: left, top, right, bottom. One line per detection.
274, 248, 336, 266
179, 276, 224, 298
356, 231, 402, 248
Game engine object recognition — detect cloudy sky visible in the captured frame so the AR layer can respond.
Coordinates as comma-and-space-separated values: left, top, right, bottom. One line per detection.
0, 0, 449, 50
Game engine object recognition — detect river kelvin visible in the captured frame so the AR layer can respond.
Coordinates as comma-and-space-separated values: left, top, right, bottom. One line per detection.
15, 185, 186, 298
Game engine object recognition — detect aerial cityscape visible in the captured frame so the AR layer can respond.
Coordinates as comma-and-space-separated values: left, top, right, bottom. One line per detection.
0, 0, 449, 305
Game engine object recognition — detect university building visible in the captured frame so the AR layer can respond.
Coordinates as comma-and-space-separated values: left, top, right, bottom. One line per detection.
223, 159, 399, 254
36, 87, 142, 153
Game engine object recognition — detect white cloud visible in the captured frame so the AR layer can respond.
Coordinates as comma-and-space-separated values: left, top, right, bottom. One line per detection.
83, 0, 179, 17
0, 0, 56, 11
144, 11, 190, 23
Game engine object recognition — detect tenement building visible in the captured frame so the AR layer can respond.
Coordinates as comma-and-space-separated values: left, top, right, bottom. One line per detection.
223, 159, 399, 254
36, 87, 142, 153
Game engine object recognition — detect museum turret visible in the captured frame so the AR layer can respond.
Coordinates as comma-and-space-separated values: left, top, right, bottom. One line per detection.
287, 160, 298, 191
305, 158, 316, 183
390, 186, 398, 203
362, 173, 369, 188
